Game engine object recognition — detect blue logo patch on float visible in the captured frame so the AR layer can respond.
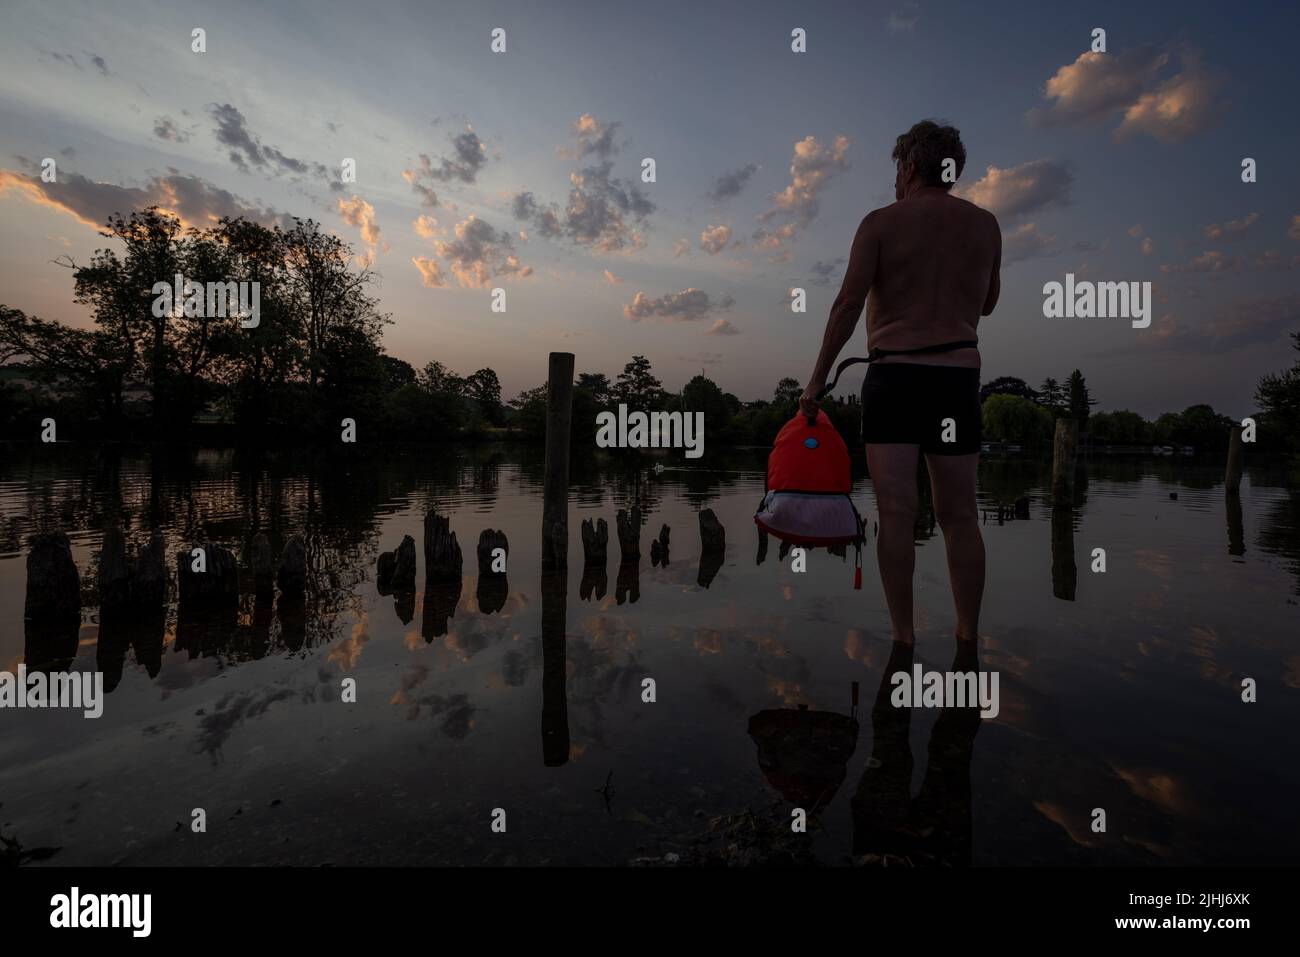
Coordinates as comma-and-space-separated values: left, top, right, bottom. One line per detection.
804, 437, 819, 449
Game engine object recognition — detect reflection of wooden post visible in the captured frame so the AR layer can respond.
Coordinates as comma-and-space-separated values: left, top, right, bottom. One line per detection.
542, 353, 575, 572
1051, 419, 1077, 507
1226, 491, 1245, 557
1050, 506, 1077, 602
1225, 426, 1243, 493
540, 571, 570, 766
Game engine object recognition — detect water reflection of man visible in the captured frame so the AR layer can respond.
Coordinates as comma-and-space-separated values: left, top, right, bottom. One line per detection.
851, 640, 982, 865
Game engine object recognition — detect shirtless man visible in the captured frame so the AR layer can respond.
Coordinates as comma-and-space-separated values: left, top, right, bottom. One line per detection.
800, 120, 1001, 647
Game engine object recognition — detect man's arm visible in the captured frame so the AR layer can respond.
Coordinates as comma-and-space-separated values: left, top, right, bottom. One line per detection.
800, 214, 877, 415
982, 216, 1001, 316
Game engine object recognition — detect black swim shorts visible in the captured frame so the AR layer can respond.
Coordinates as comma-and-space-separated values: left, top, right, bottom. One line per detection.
860, 362, 982, 454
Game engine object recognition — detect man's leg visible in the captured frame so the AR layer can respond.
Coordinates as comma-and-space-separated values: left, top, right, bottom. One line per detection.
865, 443, 920, 643
924, 452, 984, 643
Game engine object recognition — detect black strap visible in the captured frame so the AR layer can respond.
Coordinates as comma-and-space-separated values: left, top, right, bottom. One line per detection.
814, 339, 978, 401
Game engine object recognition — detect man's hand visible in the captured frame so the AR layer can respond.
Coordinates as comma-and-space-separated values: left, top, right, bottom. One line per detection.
799, 383, 823, 420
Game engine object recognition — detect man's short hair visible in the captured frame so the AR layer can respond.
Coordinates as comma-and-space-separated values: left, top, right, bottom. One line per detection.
892, 120, 966, 190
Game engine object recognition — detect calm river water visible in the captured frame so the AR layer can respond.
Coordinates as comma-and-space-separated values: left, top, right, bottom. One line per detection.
1, 443, 1297, 865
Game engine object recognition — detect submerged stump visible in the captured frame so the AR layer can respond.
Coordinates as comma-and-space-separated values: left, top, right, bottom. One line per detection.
424, 510, 463, 584
581, 517, 608, 566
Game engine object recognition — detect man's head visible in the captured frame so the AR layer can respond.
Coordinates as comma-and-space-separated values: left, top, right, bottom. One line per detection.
892, 120, 965, 200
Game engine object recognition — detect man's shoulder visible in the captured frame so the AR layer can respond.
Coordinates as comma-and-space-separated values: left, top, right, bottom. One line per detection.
947, 193, 1000, 228
860, 203, 898, 230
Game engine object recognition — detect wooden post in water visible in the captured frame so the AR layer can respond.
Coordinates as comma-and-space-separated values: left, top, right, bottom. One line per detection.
1051, 418, 1077, 507
542, 352, 575, 572
1225, 425, 1244, 494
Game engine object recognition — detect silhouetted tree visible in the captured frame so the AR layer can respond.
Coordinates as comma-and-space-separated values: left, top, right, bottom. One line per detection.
614, 355, 663, 412
980, 376, 1037, 403
1067, 369, 1095, 429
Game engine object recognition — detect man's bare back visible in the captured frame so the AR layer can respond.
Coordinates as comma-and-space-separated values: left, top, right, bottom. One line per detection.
840, 187, 1001, 369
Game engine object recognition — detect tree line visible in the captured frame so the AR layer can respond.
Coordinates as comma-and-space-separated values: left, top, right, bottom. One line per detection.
2, 204, 1299, 463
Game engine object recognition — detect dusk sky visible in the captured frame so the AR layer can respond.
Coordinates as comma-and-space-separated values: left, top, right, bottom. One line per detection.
2, 0, 1298, 418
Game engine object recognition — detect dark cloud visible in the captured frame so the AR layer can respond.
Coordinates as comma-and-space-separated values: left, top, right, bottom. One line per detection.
195, 686, 297, 762
512, 161, 654, 252
402, 129, 488, 208
431, 130, 488, 182
1203, 212, 1260, 242
623, 288, 734, 322
1254, 250, 1300, 271
47, 51, 82, 70
573, 114, 621, 158
0, 166, 293, 231
1001, 222, 1056, 264
1152, 294, 1300, 352
510, 114, 655, 252
810, 258, 846, 286
887, 1, 920, 32
153, 116, 190, 143
90, 55, 110, 76
208, 102, 331, 181
709, 163, 758, 201
431, 214, 532, 287
1159, 250, 1243, 274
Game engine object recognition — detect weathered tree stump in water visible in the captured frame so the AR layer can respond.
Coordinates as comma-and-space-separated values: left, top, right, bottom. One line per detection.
424, 511, 463, 584
699, 509, 725, 553
251, 532, 275, 601
650, 524, 670, 567
25, 532, 81, 622
277, 534, 307, 600
378, 535, 417, 593
477, 529, 509, 576
581, 517, 608, 566
98, 525, 130, 610
616, 507, 641, 562
177, 543, 239, 609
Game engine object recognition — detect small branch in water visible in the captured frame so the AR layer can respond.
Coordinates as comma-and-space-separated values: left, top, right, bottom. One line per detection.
594, 770, 615, 813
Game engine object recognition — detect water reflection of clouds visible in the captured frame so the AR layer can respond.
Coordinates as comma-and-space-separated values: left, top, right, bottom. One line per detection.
326, 611, 370, 671
194, 684, 298, 763
1112, 766, 1196, 817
